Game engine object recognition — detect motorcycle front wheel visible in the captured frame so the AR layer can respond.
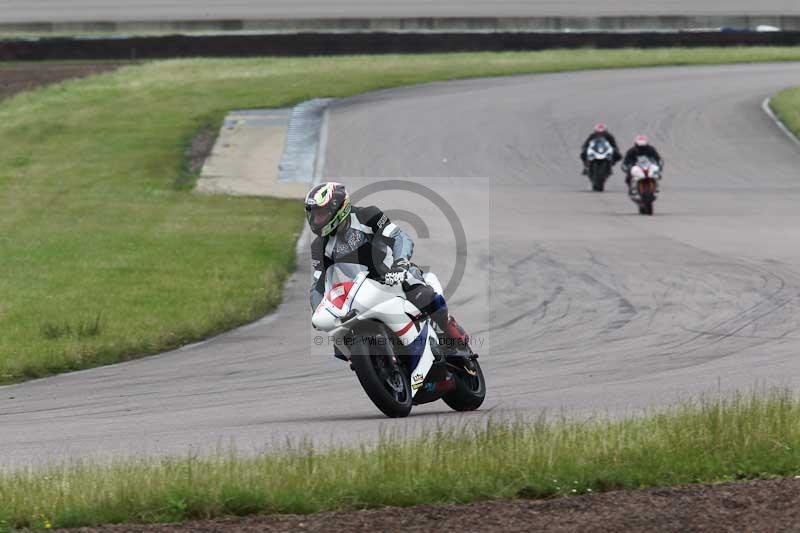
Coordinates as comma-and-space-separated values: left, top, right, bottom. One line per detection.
350, 328, 413, 418
444, 358, 486, 412
640, 194, 655, 216
589, 161, 609, 192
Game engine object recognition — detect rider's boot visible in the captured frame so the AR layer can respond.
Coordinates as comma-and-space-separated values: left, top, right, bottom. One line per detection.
435, 312, 470, 354
445, 316, 470, 349
416, 288, 471, 354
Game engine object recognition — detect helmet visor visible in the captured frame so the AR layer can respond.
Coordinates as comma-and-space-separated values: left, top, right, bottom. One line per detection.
306, 205, 334, 235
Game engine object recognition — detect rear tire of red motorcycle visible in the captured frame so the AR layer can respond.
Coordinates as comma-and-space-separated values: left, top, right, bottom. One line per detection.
443, 360, 486, 412
350, 333, 413, 418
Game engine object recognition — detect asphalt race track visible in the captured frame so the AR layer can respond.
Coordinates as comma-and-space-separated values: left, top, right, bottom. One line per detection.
1, 1, 799, 22
3, 63, 800, 467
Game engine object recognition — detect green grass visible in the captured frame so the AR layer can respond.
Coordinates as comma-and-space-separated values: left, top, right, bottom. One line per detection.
772, 86, 800, 137
1, 390, 799, 530
4, 48, 800, 384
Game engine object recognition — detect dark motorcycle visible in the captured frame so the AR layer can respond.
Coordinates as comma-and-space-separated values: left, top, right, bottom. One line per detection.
585, 138, 615, 192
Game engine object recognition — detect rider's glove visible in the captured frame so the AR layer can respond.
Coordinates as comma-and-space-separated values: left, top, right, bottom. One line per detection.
384, 258, 411, 286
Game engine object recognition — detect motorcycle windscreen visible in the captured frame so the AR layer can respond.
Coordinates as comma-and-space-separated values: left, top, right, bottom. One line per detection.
324, 262, 369, 290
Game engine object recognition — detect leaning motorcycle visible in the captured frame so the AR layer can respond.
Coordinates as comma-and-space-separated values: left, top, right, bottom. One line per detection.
312, 270, 486, 418
585, 138, 615, 192
628, 156, 661, 215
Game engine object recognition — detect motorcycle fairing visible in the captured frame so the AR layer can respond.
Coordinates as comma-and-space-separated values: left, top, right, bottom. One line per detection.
587, 138, 613, 160
326, 281, 356, 312
629, 156, 661, 202
312, 271, 439, 398
407, 322, 431, 391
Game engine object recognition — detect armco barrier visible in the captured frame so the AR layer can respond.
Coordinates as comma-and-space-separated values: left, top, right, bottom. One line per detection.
3, 16, 800, 34
2, 30, 800, 61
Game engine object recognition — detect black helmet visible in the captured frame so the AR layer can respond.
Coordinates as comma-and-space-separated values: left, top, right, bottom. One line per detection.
304, 182, 351, 237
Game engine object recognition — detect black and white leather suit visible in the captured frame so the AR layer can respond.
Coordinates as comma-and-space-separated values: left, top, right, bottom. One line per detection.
580, 131, 622, 164
310, 205, 448, 325
622, 145, 664, 171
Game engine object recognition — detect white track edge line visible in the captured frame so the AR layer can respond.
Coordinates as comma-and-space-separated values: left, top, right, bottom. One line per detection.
762, 97, 800, 150
313, 106, 330, 184
295, 105, 330, 255
1, 103, 332, 377
189, 104, 330, 351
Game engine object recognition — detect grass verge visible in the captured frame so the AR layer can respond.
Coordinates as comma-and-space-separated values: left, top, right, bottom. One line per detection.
1, 390, 799, 529
771, 86, 800, 138
3, 48, 800, 384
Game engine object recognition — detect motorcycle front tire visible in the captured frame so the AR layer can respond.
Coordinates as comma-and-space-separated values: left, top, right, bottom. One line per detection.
640, 194, 655, 216
350, 329, 413, 418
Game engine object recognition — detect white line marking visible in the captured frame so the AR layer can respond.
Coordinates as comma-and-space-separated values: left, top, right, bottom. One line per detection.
165, 103, 331, 352
762, 97, 800, 150
295, 105, 331, 254
313, 106, 330, 183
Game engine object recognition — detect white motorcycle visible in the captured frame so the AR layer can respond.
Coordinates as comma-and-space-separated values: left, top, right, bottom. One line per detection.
312, 270, 485, 418
628, 156, 661, 216
585, 138, 616, 192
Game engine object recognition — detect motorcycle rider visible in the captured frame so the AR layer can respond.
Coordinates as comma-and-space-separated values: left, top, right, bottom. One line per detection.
622, 135, 664, 189
305, 181, 469, 358
580, 123, 622, 175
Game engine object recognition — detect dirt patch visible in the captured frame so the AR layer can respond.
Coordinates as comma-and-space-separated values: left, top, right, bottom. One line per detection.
0, 61, 127, 100
174, 125, 217, 189
186, 127, 217, 175
60, 477, 800, 532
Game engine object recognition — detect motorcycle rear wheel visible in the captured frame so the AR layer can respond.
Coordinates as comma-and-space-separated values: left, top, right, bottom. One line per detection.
350, 329, 413, 418
443, 359, 486, 412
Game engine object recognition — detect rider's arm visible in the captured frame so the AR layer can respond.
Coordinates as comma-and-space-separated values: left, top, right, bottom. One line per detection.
310, 236, 326, 310
622, 149, 635, 169
580, 136, 591, 156
651, 147, 665, 168
362, 206, 414, 261
606, 133, 619, 151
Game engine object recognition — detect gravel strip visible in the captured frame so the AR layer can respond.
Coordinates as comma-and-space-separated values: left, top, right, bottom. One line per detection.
0, 62, 125, 100
61, 477, 800, 532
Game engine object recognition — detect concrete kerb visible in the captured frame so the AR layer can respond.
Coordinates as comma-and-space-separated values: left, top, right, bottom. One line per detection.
183, 99, 331, 351
196, 99, 332, 199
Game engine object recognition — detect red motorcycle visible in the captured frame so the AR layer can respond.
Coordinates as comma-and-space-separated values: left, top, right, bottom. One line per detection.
628, 156, 661, 215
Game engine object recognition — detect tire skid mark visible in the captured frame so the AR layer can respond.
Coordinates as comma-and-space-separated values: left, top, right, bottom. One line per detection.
651, 259, 792, 358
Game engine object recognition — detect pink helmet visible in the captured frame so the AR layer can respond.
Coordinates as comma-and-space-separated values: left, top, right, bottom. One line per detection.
594, 123, 607, 133
635, 135, 649, 147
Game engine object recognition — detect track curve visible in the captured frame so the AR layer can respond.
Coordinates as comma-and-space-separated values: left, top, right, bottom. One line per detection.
2, 63, 800, 468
